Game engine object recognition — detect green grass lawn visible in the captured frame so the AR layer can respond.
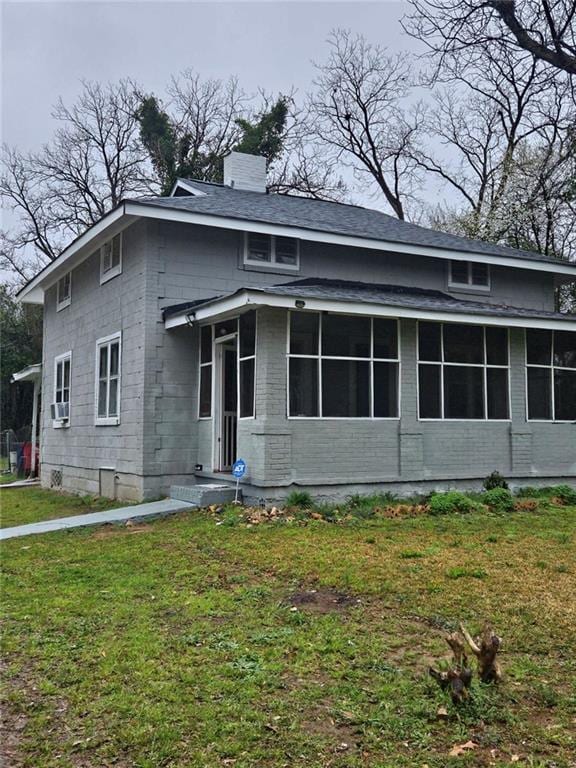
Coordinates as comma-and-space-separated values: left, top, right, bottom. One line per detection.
1, 489, 575, 767
0, 487, 131, 528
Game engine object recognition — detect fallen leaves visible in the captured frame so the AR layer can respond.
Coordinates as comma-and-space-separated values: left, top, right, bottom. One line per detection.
449, 740, 478, 757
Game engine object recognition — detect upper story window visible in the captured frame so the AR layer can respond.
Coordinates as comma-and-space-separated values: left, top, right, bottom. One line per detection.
95, 332, 121, 425
52, 352, 71, 426
448, 260, 490, 291
244, 233, 299, 270
100, 233, 122, 284
526, 329, 576, 421
288, 311, 399, 418
56, 272, 71, 311
418, 321, 509, 420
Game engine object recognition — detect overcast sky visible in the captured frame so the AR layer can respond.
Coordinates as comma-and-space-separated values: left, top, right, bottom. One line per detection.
1, 0, 416, 152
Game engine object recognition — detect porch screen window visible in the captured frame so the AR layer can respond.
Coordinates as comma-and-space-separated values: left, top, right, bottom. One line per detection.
417, 322, 509, 420
96, 334, 121, 424
448, 261, 490, 290
288, 312, 399, 418
526, 329, 576, 421
245, 233, 299, 269
54, 353, 71, 422
199, 325, 213, 418
239, 311, 257, 418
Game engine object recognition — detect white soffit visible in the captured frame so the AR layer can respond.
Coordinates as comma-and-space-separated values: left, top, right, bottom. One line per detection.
17, 199, 576, 305
128, 202, 576, 277
164, 290, 576, 332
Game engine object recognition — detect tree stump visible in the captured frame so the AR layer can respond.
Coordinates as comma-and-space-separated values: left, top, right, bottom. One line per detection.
460, 622, 502, 683
429, 631, 473, 704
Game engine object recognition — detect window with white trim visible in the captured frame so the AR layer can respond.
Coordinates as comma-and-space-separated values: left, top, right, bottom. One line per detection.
99, 233, 122, 283
238, 311, 257, 418
418, 322, 509, 420
448, 260, 490, 291
199, 325, 213, 418
56, 272, 71, 310
53, 352, 71, 425
244, 233, 299, 270
288, 311, 399, 418
526, 329, 576, 421
96, 333, 121, 424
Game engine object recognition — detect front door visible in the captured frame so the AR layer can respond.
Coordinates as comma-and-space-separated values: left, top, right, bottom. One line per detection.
215, 339, 237, 471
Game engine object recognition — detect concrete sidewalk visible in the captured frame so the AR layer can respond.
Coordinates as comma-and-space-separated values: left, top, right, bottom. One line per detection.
0, 498, 195, 541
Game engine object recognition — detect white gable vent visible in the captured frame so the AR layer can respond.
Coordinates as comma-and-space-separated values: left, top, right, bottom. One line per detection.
223, 151, 266, 193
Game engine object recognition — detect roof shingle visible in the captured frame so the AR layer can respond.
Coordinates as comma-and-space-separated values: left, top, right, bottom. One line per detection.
138, 179, 569, 266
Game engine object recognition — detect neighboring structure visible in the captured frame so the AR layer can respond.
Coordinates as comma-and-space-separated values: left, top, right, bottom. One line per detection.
18, 152, 576, 501
10, 364, 42, 477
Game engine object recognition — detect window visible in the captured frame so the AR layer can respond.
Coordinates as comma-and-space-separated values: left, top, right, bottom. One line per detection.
244, 233, 299, 270
526, 329, 576, 421
287, 312, 399, 418
95, 333, 121, 425
56, 272, 71, 310
417, 322, 509, 420
238, 311, 257, 418
53, 352, 71, 426
100, 233, 122, 283
199, 325, 213, 418
448, 260, 490, 291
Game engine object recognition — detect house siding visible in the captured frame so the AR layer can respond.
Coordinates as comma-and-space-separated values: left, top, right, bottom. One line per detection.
152, 220, 555, 311
40, 220, 149, 500
232, 309, 575, 500
37, 215, 573, 502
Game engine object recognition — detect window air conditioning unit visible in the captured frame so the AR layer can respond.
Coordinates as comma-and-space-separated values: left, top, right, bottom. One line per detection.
51, 402, 70, 421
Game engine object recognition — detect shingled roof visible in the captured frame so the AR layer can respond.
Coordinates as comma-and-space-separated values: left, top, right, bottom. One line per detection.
163, 277, 576, 326
138, 179, 565, 266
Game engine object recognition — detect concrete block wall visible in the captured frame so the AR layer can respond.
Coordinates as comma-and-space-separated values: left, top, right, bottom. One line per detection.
40, 220, 149, 501
233, 313, 575, 494
37, 215, 572, 502
152, 220, 554, 312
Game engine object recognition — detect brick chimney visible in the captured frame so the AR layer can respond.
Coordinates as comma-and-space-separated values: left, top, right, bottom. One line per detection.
223, 151, 266, 193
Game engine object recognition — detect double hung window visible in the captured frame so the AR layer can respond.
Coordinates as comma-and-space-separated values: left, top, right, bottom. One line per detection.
96, 333, 121, 424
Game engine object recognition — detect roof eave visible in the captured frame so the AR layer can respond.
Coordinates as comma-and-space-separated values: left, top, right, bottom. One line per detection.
17, 203, 136, 304
164, 287, 576, 331
128, 200, 576, 278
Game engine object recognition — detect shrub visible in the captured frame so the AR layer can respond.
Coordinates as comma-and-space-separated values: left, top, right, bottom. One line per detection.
285, 490, 313, 508
554, 484, 576, 505
482, 487, 515, 513
428, 491, 477, 516
483, 471, 509, 491
516, 484, 576, 504
345, 492, 396, 518
515, 486, 544, 498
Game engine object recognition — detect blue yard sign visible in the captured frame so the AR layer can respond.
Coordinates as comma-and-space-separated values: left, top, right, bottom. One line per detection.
232, 459, 246, 503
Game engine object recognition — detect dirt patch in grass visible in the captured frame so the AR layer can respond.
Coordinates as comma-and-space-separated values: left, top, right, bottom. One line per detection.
299, 700, 360, 754
287, 588, 361, 614
90, 522, 151, 539
0, 700, 26, 768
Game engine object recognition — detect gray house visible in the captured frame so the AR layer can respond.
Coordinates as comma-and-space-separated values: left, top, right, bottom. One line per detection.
18, 152, 576, 502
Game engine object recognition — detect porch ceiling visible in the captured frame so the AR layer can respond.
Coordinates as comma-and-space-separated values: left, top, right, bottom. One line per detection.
163, 278, 576, 331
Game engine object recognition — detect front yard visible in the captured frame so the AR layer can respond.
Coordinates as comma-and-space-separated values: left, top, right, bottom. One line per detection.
1, 488, 575, 767
0, 487, 130, 528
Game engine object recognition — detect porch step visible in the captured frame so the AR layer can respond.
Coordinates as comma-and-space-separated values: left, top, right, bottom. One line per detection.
170, 483, 239, 506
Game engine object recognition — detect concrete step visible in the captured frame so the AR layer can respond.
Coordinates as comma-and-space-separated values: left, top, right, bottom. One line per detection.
170, 483, 239, 506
